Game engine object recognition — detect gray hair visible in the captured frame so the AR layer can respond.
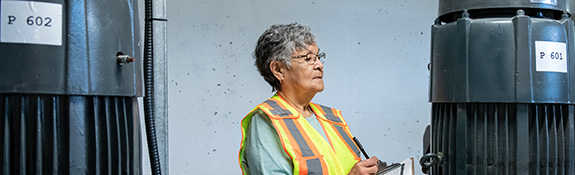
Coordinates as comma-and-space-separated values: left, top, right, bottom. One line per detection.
254, 23, 316, 92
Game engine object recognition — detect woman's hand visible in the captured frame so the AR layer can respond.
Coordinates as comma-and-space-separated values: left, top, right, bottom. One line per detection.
348, 156, 379, 175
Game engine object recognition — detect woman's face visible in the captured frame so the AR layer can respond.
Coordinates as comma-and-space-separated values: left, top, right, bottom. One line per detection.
282, 42, 324, 94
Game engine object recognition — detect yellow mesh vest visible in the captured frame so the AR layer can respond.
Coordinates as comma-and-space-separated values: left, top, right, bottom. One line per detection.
239, 94, 361, 175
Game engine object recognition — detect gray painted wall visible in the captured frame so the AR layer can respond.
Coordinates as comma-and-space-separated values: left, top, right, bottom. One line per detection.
153, 0, 439, 174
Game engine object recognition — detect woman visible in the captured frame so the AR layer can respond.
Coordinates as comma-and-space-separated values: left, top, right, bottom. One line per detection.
239, 23, 379, 175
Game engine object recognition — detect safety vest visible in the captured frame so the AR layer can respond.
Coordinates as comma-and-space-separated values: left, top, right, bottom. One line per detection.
239, 94, 362, 175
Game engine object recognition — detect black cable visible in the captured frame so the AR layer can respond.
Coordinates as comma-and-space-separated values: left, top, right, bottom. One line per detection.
143, 0, 162, 174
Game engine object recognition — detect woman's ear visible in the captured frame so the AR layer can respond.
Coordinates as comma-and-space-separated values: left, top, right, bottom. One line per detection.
270, 60, 285, 82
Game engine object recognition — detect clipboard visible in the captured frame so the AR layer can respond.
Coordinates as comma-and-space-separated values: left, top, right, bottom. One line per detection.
352, 137, 414, 175
378, 157, 414, 175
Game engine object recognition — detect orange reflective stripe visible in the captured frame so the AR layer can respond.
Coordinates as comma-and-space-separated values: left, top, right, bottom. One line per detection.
283, 118, 326, 174
272, 117, 298, 156
287, 119, 317, 157
265, 99, 298, 119
313, 104, 361, 160
332, 110, 361, 161
263, 99, 326, 174
241, 95, 359, 174
260, 103, 273, 111
330, 124, 361, 160
317, 105, 343, 123
266, 100, 291, 117
318, 120, 336, 151
298, 159, 308, 175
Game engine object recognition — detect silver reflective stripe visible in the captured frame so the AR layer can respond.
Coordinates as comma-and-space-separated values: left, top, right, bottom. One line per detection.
284, 119, 315, 157
265, 99, 324, 173
266, 100, 313, 156
333, 124, 361, 158
265, 100, 292, 117
306, 158, 323, 175
317, 104, 361, 157
317, 105, 342, 123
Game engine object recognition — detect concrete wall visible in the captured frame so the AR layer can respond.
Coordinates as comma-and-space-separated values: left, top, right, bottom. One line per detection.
160, 0, 438, 174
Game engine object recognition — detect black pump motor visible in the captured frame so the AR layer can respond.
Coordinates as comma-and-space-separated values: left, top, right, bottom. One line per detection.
0, 0, 142, 174
423, 0, 575, 174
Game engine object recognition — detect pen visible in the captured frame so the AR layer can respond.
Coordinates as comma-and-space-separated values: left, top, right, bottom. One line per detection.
353, 137, 370, 159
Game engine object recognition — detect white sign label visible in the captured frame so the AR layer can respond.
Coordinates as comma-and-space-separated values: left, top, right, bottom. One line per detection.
535, 41, 567, 73
531, 0, 557, 5
1, 1, 62, 46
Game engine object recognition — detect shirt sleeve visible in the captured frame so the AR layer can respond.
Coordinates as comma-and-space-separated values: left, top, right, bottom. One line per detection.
244, 110, 293, 175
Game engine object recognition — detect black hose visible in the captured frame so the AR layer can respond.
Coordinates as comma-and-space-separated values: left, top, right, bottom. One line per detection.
143, 0, 162, 174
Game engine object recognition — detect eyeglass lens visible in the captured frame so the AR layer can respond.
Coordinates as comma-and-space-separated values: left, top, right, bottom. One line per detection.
309, 53, 325, 64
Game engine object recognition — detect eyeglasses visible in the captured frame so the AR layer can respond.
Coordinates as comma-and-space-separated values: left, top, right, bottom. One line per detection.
291, 52, 326, 65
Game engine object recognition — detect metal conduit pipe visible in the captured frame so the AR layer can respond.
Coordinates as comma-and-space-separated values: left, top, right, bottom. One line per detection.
144, 0, 162, 174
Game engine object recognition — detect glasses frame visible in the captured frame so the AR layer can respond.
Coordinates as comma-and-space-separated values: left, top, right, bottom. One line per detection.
291, 52, 326, 65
